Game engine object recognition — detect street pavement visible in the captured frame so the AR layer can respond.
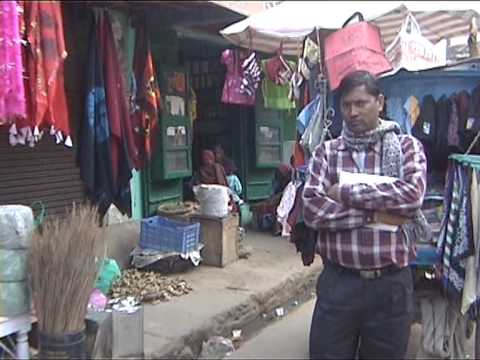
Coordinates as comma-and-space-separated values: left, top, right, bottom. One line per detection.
228, 298, 474, 359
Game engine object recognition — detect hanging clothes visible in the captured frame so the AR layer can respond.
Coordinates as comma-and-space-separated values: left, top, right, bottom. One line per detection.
438, 156, 477, 305
0, 1, 26, 124
131, 20, 161, 170
79, 12, 115, 217
21, 0, 72, 147
448, 93, 461, 149
100, 10, 136, 216
220, 49, 256, 106
260, 59, 296, 110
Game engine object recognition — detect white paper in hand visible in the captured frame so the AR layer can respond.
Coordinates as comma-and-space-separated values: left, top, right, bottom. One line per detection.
338, 171, 399, 232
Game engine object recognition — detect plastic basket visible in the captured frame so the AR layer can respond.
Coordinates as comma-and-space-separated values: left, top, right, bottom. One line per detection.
139, 216, 200, 253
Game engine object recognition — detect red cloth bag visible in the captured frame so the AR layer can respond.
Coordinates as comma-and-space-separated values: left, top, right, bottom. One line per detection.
324, 12, 392, 90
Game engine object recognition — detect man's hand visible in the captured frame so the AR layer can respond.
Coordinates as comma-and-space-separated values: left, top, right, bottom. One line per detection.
327, 184, 341, 202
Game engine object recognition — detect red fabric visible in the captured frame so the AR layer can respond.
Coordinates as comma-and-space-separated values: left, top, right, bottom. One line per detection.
132, 23, 161, 169
25, 1, 70, 136
101, 12, 139, 185
293, 140, 306, 166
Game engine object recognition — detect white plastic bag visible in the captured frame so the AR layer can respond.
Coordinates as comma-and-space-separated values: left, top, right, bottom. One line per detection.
193, 184, 230, 218
0, 205, 34, 250
384, 12, 447, 76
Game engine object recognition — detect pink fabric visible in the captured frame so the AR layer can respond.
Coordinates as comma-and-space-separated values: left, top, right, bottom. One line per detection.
220, 49, 255, 106
0, 1, 27, 124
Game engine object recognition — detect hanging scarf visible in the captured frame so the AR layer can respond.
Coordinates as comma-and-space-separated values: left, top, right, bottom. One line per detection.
132, 20, 161, 169
342, 119, 432, 245
17, 1, 72, 147
0, 1, 26, 124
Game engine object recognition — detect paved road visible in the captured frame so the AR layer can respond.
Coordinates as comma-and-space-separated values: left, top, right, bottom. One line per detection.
228, 299, 474, 359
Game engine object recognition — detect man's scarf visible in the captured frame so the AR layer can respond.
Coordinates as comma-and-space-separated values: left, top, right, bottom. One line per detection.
342, 119, 432, 245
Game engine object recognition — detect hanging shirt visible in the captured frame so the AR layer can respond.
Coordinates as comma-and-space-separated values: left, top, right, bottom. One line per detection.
220, 49, 256, 106
447, 94, 461, 149
404, 95, 420, 129
386, 97, 409, 134
260, 59, 296, 110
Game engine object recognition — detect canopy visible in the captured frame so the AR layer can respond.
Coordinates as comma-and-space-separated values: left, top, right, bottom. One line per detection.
220, 1, 480, 55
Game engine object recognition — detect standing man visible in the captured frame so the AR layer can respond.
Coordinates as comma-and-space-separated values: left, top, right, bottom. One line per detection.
303, 70, 429, 359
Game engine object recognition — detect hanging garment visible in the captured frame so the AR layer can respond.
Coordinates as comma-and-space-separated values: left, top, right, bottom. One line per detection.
240, 51, 261, 97
386, 96, 411, 135
462, 169, 478, 315
220, 49, 256, 106
456, 90, 471, 152
438, 158, 476, 301
296, 95, 320, 135
260, 59, 296, 110
0, 1, 26, 124
276, 181, 298, 237
23, 1, 72, 147
413, 95, 437, 145
79, 12, 115, 217
100, 10, 135, 216
108, 9, 136, 109
131, 21, 161, 170
419, 295, 468, 359
405, 95, 420, 128
434, 95, 450, 171
447, 94, 461, 149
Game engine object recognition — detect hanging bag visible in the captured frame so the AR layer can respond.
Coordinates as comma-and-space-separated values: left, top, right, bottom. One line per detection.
324, 12, 392, 90
384, 12, 447, 75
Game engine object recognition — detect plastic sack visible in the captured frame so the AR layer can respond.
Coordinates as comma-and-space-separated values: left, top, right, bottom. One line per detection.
384, 13, 447, 76
0, 281, 30, 317
193, 184, 230, 218
199, 336, 235, 360
88, 289, 108, 312
0, 205, 34, 250
0, 248, 27, 282
95, 258, 121, 295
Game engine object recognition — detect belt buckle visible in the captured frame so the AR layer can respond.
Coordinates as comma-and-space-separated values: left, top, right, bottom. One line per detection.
359, 270, 381, 280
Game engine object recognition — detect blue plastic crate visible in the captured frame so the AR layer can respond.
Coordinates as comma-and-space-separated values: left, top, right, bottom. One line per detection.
139, 216, 200, 253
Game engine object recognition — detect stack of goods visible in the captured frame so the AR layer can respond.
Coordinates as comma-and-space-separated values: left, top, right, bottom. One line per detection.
0, 205, 33, 317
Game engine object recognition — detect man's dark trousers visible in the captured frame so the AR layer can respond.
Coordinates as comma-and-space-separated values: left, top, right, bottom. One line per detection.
309, 261, 414, 359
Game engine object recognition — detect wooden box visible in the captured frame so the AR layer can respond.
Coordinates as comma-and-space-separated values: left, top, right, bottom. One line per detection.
190, 213, 239, 267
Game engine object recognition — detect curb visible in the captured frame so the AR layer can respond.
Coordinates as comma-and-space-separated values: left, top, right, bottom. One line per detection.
145, 264, 322, 359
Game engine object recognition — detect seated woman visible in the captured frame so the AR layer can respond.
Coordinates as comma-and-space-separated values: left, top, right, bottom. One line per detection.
197, 150, 228, 186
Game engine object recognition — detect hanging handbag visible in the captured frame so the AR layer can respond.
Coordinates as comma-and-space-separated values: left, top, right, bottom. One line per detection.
324, 12, 392, 90
384, 12, 447, 75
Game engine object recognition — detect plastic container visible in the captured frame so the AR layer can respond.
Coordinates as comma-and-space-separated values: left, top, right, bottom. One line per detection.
139, 216, 200, 253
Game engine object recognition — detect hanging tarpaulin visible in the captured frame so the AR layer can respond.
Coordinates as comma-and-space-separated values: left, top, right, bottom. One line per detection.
0, 1, 27, 125
383, 12, 447, 77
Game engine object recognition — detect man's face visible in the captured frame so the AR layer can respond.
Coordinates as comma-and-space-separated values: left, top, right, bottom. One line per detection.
340, 85, 384, 134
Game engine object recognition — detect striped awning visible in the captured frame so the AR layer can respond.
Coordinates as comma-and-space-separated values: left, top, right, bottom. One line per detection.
220, 1, 480, 56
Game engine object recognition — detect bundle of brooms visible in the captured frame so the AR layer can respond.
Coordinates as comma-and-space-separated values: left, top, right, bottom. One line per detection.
28, 204, 106, 336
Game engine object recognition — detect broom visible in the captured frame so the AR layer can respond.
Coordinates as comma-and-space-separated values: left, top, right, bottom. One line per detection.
28, 204, 107, 335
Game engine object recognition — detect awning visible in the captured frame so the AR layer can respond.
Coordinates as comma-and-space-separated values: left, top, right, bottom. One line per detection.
220, 1, 480, 55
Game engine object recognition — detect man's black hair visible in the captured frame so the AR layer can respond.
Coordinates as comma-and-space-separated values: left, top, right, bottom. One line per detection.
337, 70, 382, 99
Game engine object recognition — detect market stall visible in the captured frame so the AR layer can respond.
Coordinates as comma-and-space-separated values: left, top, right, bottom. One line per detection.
219, 1, 480, 357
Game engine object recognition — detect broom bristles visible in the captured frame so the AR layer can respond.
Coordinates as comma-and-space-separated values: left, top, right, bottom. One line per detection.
28, 204, 106, 335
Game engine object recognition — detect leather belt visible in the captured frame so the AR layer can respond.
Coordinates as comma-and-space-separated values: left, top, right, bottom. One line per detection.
327, 261, 404, 280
